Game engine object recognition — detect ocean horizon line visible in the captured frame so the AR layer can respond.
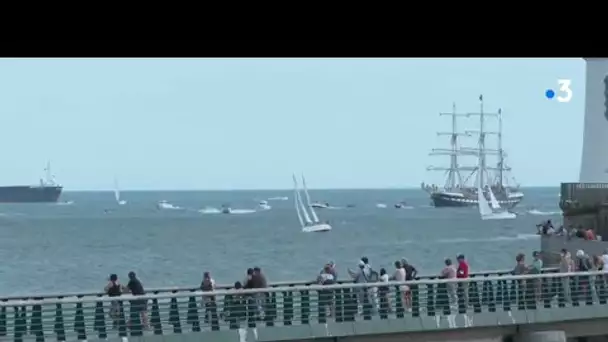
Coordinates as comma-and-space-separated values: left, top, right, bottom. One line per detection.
62, 185, 562, 193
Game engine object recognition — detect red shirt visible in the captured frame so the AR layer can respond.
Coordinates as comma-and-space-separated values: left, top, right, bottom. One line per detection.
457, 261, 469, 278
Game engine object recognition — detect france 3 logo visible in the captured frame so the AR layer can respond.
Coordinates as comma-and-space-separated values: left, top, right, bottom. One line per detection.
545, 80, 572, 103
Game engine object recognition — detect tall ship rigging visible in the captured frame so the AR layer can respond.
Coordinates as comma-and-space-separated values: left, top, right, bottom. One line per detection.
0, 161, 63, 203
421, 95, 524, 208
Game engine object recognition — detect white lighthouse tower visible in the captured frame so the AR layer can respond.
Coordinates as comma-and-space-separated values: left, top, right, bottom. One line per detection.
579, 58, 608, 183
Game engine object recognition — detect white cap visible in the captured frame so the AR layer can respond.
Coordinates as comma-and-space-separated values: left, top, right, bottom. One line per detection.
576, 250, 585, 258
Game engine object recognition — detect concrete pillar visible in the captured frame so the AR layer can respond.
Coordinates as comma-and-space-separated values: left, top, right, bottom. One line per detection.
514, 331, 567, 342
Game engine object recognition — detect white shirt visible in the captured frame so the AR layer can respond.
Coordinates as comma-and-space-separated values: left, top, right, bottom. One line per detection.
602, 254, 608, 271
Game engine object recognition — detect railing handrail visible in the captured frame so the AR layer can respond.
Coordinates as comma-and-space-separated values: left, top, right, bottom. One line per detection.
0, 268, 582, 308
0, 266, 546, 301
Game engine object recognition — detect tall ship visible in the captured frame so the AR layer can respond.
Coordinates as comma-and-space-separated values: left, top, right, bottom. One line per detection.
0, 161, 62, 203
421, 95, 524, 208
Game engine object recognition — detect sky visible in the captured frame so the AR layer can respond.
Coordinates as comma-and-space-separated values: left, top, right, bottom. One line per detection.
0, 58, 584, 190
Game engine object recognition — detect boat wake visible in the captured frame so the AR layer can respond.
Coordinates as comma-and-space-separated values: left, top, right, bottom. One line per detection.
527, 209, 561, 216
438, 234, 539, 244
375, 203, 387, 208
198, 207, 221, 214
157, 201, 181, 210
229, 209, 257, 215
268, 196, 288, 201
56, 200, 74, 206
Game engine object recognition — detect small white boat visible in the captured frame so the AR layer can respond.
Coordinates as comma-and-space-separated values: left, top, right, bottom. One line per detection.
294, 174, 331, 233
157, 200, 180, 210
258, 200, 271, 210
114, 178, 127, 206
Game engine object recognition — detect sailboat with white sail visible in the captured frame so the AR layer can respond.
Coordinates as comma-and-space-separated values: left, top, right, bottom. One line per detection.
113, 178, 127, 205
293, 174, 331, 233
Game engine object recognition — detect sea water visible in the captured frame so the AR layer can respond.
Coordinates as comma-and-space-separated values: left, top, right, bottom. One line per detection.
0, 187, 561, 295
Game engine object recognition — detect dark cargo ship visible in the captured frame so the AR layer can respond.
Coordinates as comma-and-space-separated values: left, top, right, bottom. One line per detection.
0, 162, 63, 203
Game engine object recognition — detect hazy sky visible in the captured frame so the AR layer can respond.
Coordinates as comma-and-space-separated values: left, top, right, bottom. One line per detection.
0, 58, 583, 190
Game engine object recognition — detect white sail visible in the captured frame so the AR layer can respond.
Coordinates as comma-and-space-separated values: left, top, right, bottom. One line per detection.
114, 178, 127, 205
488, 188, 501, 209
301, 174, 320, 223
293, 176, 304, 228
297, 189, 312, 224
477, 188, 494, 217
114, 179, 121, 202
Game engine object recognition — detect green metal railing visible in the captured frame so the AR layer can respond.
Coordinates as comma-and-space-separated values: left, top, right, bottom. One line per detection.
0, 268, 594, 342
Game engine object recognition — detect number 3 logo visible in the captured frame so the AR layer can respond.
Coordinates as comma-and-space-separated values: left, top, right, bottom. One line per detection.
557, 79, 572, 103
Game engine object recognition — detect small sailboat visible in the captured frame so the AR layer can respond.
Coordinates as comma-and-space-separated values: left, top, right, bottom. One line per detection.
478, 187, 516, 220
293, 174, 331, 233
113, 178, 127, 205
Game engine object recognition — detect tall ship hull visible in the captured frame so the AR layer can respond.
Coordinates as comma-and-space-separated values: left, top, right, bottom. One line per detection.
430, 189, 523, 208
422, 96, 524, 209
0, 185, 62, 203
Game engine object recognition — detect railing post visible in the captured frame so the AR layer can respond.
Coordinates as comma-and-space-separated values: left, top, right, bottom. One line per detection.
343, 287, 356, 322
425, 282, 435, 316
31, 301, 44, 342
570, 275, 580, 306
484, 276, 496, 312
13, 307, 23, 342
129, 300, 143, 337
0, 301, 5, 337
283, 288, 293, 326
334, 287, 344, 322
117, 301, 128, 337
151, 298, 163, 335
209, 299, 220, 331
74, 300, 86, 340
436, 281, 450, 315
187, 294, 200, 332
54, 300, 66, 342
395, 285, 406, 318
584, 274, 593, 306
362, 288, 372, 321
300, 289, 310, 324
457, 282, 466, 314
378, 284, 389, 319
597, 275, 607, 304
94, 298, 107, 339
169, 296, 182, 334
469, 279, 481, 313
264, 292, 276, 327
542, 277, 552, 309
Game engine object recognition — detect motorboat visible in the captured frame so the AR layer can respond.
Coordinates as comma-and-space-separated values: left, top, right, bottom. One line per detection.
221, 204, 232, 214
311, 202, 330, 209
258, 200, 271, 210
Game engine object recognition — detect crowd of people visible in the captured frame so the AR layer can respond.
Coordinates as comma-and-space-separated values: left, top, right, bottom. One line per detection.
103, 246, 608, 329
537, 219, 599, 240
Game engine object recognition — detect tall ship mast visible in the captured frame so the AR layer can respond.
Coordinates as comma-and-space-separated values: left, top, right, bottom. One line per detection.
421, 95, 524, 208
